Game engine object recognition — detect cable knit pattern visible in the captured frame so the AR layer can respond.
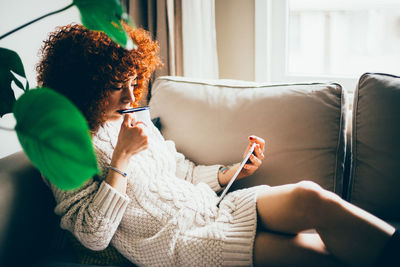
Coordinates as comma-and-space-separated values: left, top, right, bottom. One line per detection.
47, 119, 268, 266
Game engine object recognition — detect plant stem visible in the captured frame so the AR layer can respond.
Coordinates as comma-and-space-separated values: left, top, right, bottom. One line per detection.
0, 125, 14, 131
0, 3, 74, 40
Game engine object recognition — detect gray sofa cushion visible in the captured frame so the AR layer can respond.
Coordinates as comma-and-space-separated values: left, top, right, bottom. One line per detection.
350, 73, 400, 221
150, 76, 347, 195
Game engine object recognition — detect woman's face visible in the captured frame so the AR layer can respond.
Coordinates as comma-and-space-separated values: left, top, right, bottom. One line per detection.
105, 75, 138, 121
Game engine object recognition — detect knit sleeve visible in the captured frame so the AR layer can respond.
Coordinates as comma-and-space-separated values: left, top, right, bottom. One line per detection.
47, 178, 130, 251
165, 140, 223, 192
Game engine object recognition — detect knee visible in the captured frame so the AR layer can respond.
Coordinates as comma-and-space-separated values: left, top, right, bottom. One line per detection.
291, 180, 341, 222
291, 181, 326, 216
292, 181, 324, 201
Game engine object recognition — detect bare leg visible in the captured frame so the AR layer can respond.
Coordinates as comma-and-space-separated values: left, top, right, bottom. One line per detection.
256, 181, 395, 266
254, 231, 343, 266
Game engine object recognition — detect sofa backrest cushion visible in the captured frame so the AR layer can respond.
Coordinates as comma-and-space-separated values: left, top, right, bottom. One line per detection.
150, 76, 347, 195
350, 73, 400, 220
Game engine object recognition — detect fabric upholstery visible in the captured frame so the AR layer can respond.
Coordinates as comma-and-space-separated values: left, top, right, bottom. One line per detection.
350, 73, 400, 220
0, 151, 59, 266
149, 76, 347, 195
2, 74, 400, 265
0, 151, 133, 266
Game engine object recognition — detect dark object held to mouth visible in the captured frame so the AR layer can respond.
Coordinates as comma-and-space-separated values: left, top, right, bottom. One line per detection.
116, 106, 150, 114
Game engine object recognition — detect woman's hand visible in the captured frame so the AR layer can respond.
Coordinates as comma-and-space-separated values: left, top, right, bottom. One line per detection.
238, 135, 265, 179
112, 113, 149, 164
218, 135, 265, 186
106, 113, 148, 193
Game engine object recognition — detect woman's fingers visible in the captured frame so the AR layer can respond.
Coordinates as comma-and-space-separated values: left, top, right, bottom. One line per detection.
134, 121, 147, 128
123, 113, 130, 126
243, 136, 266, 163
123, 113, 135, 127
244, 164, 258, 171
117, 116, 149, 156
253, 144, 265, 160
138, 143, 148, 152
248, 152, 262, 166
249, 135, 265, 152
238, 136, 266, 177
247, 136, 265, 160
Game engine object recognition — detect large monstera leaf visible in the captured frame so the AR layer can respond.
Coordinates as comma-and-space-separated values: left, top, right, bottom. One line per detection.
13, 87, 99, 190
74, 0, 135, 49
0, 0, 135, 115
0, 0, 137, 190
0, 48, 29, 117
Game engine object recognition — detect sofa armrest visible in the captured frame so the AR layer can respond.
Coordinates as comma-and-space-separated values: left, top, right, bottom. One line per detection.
0, 151, 60, 266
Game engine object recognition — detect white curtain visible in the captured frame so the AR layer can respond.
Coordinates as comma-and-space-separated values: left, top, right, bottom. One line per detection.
128, 0, 184, 105
181, 0, 219, 79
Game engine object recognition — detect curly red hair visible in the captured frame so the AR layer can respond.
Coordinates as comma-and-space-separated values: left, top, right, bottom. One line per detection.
36, 24, 162, 131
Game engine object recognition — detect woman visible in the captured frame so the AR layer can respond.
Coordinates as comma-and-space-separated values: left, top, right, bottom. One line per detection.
37, 24, 398, 266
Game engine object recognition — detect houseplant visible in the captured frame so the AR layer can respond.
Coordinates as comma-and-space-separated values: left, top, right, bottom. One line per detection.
0, 0, 135, 190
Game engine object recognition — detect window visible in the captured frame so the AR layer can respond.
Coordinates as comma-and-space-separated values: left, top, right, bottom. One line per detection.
255, 0, 400, 92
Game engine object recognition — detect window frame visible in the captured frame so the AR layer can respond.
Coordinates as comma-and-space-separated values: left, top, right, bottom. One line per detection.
254, 0, 358, 93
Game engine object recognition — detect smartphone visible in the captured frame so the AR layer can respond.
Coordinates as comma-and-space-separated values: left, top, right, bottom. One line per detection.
217, 142, 257, 206
246, 149, 256, 164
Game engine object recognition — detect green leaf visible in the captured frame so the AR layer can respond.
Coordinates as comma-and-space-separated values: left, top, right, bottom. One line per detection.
74, 0, 136, 49
0, 48, 29, 117
13, 87, 99, 190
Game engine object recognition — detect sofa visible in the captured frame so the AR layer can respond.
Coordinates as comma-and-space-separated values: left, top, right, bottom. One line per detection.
0, 72, 399, 266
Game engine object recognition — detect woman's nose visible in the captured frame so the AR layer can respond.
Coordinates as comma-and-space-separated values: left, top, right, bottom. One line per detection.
121, 87, 135, 103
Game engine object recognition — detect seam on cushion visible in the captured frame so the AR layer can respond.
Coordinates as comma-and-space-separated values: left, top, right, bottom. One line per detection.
155, 76, 341, 90
350, 73, 366, 201
363, 72, 400, 79
333, 83, 345, 195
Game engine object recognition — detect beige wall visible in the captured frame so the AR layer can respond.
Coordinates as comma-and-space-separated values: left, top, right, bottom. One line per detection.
215, 0, 255, 81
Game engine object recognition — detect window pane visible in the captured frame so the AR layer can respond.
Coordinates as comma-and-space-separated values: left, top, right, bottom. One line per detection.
288, 0, 400, 77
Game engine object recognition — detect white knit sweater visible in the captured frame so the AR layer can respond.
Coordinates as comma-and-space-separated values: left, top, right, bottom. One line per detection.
48, 119, 267, 266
